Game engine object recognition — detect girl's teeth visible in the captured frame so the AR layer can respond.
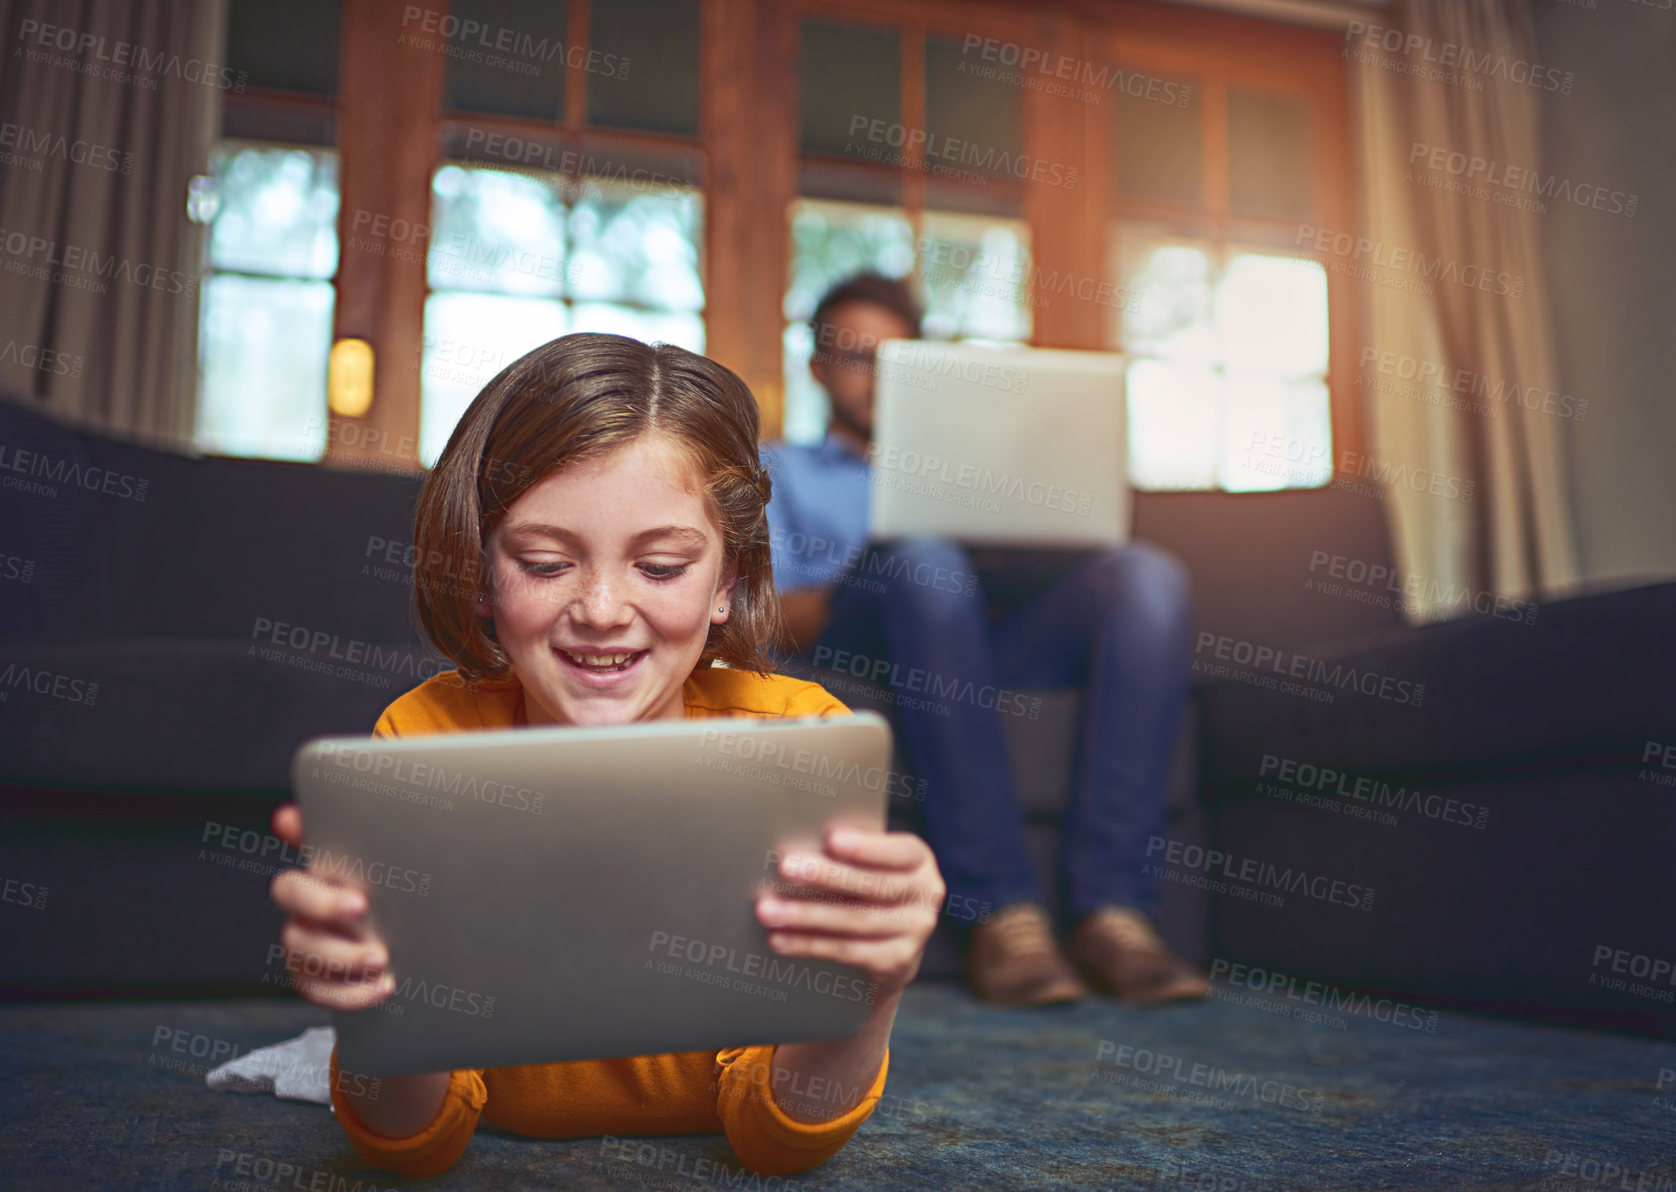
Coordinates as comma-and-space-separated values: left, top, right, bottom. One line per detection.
564, 650, 637, 670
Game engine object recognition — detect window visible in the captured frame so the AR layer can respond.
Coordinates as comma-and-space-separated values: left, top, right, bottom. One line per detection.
782, 200, 1033, 445
1104, 65, 1340, 491
1116, 231, 1330, 490
420, 164, 704, 464
784, 16, 1036, 444
193, 142, 339, 460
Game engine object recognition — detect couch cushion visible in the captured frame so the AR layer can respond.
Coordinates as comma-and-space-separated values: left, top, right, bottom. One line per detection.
0, 638, 450, 793
1195, 581, 1676, 790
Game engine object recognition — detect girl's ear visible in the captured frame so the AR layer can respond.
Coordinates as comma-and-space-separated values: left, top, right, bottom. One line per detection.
711, 556, 741, 625
473, 547, 494, 618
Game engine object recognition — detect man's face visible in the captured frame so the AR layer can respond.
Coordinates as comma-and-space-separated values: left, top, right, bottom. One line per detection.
809, 301, 918, 441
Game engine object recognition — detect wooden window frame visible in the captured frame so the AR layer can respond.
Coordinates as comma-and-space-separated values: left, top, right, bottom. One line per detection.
216, 0, 1359, 466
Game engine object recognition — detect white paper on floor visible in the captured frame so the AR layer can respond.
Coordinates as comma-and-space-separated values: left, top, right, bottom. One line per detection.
205, 1025, 337, 1109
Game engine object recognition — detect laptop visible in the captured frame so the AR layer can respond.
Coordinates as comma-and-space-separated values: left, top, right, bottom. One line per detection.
867, 341, 1129, 548
292, 712, 891, 1076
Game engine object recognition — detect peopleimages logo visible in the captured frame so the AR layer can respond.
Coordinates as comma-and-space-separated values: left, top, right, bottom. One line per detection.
645, 930, 874, 1005
1342, 19, 1576, 94
1296, 224, 1524, 299
14, 18, 249, 92
1407, 141, 1638, 218
1209, 959, 1440, 1032
0, 443, 148, 500
866, 445, 1095, 517
1092, 1041, 1325, 1113
1357, 346, 1589, 422
1195, 631, 1426, 707
1145, 836, 1376, 911
1258, 753, 1490, 830
846, 115, 1078, 189
399, 5, 630, 79
698, 727, 927, 802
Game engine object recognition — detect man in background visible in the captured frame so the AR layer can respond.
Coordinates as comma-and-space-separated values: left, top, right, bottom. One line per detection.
763, 272, 1207, 1008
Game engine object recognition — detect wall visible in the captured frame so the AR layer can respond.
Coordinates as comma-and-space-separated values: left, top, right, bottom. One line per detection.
1534, 0, 1676, 586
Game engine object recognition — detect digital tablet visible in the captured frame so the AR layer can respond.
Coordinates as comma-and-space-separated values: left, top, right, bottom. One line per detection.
292, 712, 892, 1076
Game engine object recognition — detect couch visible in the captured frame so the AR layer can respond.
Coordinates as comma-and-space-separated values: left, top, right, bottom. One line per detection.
3, 393, 1669, 1036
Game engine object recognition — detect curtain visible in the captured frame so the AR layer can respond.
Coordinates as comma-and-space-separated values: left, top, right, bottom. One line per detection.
1347, 0, 1581, 621
0, 0, 225, 449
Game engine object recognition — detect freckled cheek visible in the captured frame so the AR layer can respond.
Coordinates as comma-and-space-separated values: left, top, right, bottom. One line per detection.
494, 576, 568, 639
641, 589, 716, 649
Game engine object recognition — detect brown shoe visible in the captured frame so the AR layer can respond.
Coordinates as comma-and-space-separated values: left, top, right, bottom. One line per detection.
1070, 907, 1210, 1005
967, 903, 1089, 1007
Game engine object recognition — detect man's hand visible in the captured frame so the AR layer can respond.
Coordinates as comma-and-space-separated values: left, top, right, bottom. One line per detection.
754, 826, 944, 1001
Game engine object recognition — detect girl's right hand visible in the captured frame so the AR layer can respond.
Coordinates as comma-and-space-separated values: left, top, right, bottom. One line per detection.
268, 803, 394, 1012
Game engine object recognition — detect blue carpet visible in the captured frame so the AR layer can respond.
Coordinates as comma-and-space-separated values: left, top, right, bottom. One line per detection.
2, 983, 1672, 1190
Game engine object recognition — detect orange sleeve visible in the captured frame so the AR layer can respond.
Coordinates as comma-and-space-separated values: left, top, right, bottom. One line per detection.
782, 681, 851, 718
329, 1046, 487, 1178
713, 1044, 888, 1176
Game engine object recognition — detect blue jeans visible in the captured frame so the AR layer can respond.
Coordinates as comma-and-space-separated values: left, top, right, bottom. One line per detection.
806, 539, 1194, 923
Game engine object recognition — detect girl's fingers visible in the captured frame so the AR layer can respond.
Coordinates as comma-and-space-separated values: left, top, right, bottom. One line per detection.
775, 851, 930, 907
765, 930, 921, 977
755, 892, 919, 939
271, 868, 368, 930
280, 919, 387, 982
824, 827, 933, 872
293, 972, 395, 1013
272, 803, 304, 849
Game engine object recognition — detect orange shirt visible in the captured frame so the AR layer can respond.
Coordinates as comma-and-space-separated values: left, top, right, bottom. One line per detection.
328, 665, 888, 1178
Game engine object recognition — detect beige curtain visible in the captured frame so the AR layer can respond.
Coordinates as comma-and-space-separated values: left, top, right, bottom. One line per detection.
1348, 0, 1581, 621
0, 0, 224, 449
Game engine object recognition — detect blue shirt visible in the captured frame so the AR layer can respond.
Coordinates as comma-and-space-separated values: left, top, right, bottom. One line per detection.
762, 434, 872, 591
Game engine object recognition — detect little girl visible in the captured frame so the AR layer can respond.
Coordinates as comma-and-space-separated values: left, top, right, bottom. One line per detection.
268, 332, 944, 1178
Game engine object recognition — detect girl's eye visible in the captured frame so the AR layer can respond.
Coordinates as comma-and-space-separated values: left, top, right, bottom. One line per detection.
519, 561, 569, 578
639, 563, 690, 581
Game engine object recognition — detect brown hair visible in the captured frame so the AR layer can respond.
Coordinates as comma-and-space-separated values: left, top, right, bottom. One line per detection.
411, 332, 782, 682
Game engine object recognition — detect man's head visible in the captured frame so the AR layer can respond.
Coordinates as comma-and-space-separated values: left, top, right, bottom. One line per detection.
808, 272, 922, 442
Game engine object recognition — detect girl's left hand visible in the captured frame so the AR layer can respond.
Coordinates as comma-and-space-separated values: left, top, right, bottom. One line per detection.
754, 827, 946, 1002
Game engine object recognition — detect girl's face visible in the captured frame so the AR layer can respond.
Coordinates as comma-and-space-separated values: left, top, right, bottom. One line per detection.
477, 432, 739, 727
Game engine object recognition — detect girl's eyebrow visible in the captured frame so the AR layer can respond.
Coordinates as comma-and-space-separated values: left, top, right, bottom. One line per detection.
500, 522, 710, 547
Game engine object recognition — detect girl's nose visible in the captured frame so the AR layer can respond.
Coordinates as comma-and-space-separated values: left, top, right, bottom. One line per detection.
571, 571, 633, 630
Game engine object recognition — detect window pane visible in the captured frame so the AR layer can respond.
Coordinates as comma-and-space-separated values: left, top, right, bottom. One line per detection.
924, 33, 1024, 183
1216, 253, 1328, 376
207, 145, 339, 278
569, 303, 704, 353
196, 276, 333, 460
420, 292, 567, 466
1119, 229, 1214, 364
1111, 69, 1201, 207
568, 181, 704, 310
587, 0, 699, 136
429, 165, 567, 296
782, 322, 827, 446
800, 21, 901, 157
442, 0, 568, 120
1222, 377, 1332, 491
228, 0, 340, 97
783, 199, 915, 444
785, 199, 914, 320
1228, 87, 1313, 221
1126, 360, 1219, 490
918, 211, 1032, 342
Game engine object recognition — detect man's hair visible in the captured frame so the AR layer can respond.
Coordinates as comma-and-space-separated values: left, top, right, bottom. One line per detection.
809, 272, 923, 346
411, 331, 782, 681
